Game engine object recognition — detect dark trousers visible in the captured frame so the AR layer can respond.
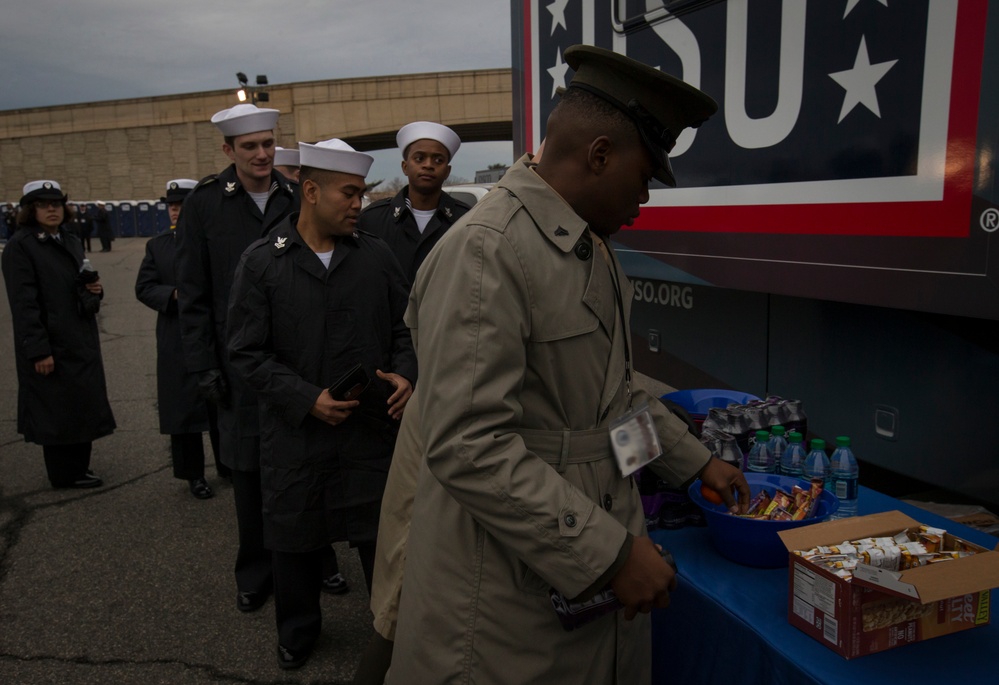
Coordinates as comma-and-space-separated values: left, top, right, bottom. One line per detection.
43, 442, 92, 486
206, 403, 230, 479
273, 543, 376, 651
273, 548, 324, 652
170, 433, 205, 480
322, 545, 341, 578
231, 468, 272, 596
357, 542, 376, 593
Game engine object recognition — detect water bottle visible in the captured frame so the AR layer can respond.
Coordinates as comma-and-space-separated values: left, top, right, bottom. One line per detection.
802, 438, 831, 489
716, 431, 745, 471
700, 428, 743, 470
830, 436, 860, 518
725, 406, 753, 461
782, 399, 808, 438
746, 430, 775, 473
780, 431, 807, 478
767, 426, 788, 472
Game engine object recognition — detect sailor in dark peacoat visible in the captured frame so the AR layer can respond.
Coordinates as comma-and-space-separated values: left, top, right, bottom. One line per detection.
136, 178, 227, 499
2, 185, 116, 488
174, 102, 298, 611
357, 186, 470, 282
228, 214, 416, 553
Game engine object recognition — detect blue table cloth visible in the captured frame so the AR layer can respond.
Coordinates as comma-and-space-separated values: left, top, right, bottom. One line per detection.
650, 486, 997, 684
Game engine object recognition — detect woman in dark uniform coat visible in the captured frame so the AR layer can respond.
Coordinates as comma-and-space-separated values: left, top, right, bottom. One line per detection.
136, 180, 227, 499
1, 180, 116, 489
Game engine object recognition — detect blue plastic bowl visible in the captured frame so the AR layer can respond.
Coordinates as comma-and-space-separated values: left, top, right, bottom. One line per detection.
688, 473, 840, 568
660, 388, 761, 416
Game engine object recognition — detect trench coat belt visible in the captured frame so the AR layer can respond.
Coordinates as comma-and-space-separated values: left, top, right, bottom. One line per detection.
512, 427, 612, 474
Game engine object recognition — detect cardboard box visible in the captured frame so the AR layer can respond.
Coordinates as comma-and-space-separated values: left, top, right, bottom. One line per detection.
778, 510, 999, 659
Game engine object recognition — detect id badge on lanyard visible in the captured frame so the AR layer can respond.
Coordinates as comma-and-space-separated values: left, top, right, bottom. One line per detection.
610, 401, 662, 477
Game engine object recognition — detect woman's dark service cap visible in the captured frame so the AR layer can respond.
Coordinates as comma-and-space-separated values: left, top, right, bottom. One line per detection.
563, 44, 717, 187
20, 180, 67, 207
161, 179, 198, 204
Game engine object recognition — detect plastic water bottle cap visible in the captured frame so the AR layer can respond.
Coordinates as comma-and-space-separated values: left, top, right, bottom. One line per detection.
835, 436, 851, 447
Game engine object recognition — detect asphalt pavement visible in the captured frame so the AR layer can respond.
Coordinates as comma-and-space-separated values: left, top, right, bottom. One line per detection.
0, 236, 373, 684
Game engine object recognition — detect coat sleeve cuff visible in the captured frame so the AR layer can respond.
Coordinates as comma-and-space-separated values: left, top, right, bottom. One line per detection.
571, 533, 633, 602
25, 341, 52, 361
283, 385, 323, 427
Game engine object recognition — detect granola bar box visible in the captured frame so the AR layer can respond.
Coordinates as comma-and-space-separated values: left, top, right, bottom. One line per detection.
777, 510, 999, 659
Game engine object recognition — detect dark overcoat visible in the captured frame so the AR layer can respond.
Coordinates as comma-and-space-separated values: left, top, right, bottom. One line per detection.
1, 226, 116, 445
227, 215, 416, 552
175, 165, 297, 470
94, 207, 111, 243
357, 186, 470, 282
135, 229, 208, 435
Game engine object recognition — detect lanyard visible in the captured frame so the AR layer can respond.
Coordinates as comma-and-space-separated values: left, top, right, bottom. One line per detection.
594, 234, 633, 410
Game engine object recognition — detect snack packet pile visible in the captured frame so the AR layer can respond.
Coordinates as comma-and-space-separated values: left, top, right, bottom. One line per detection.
738, 478, 825, 521
794, 524, 977, 580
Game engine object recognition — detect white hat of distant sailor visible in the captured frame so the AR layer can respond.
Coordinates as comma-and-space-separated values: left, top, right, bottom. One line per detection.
396, 121, 461, 160
20, 180, 67, 206
210, 103, 280, 137
299, 139, 374, 177
162, 178, 198, 203
273, 147, 300, 167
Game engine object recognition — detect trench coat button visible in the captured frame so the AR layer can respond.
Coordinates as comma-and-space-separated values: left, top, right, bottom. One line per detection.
564, 513, 577, 528
574, 242, 592, 260
603, 494, 613, 511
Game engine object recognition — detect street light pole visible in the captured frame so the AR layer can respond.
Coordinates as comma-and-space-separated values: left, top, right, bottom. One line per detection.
235, 72, 269, 104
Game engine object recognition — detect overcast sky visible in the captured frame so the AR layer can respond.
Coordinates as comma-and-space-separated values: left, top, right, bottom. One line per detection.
0, 0, 515, 185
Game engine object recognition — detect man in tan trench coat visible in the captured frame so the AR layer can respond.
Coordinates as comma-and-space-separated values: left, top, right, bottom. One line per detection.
377, 46, 750, 685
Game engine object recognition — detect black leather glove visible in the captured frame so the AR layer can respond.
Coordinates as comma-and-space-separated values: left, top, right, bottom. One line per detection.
77, 287, 101, 316
198, 368, 230, 407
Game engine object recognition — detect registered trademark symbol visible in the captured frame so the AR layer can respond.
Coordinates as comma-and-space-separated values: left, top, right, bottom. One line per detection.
981, 208, 999, 233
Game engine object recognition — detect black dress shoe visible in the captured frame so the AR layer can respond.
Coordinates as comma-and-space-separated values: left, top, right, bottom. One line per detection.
236, 590, 268, 612
188, 477, 214, 499
321, 572, 349, 595
277, 644, 311, 670
53, 473, 104, 489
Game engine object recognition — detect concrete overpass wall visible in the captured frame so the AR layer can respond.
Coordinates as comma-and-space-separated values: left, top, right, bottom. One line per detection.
0, 69, 511, 202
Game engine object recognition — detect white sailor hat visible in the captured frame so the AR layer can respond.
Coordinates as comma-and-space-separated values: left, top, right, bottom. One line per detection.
20, 180, 67, 206
299, 139, 374, 177
273, 147, 300, 167
396, 121, 461, 160
211, 103, 280, 137
162, 178, 198, 203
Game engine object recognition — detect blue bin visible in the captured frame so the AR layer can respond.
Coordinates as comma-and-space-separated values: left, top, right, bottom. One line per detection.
660, 388, 760, 418
688, 473, 839, 568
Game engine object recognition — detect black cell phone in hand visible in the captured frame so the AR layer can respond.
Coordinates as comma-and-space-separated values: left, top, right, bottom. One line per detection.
328, 363, 369, 402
